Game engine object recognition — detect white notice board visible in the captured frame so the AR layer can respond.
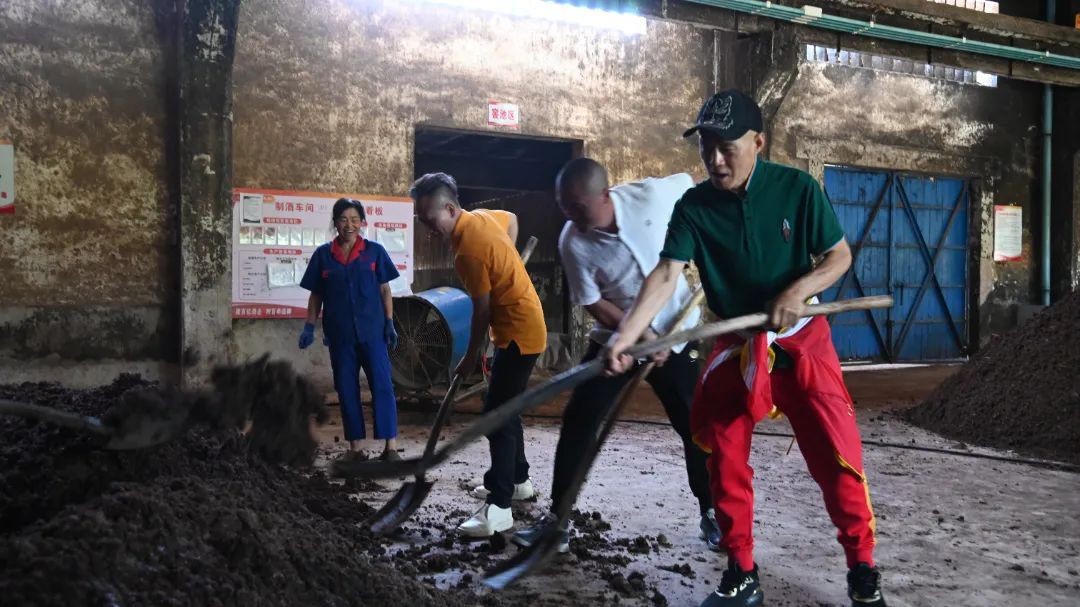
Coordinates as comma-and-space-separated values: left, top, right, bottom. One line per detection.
0, 140, 14, 215
993, 205, 1022, 262
231, 188, 414, 319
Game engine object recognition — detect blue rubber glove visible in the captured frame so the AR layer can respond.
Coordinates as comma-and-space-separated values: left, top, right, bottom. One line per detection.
384, 318, 399, 350
298, 322, 315, 349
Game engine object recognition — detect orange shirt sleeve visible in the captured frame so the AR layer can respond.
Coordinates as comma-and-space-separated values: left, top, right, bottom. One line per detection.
486, 210, 513, 233
454, 254, 491, 298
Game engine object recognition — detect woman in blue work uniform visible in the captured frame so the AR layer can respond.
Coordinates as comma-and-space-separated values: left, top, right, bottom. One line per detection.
298, 198, 402, 462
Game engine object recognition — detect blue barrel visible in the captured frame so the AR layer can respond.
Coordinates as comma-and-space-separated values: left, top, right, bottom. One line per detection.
389, 287, 473, 390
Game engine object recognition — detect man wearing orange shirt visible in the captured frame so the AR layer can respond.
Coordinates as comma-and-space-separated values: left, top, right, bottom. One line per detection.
410, 172, 547, 538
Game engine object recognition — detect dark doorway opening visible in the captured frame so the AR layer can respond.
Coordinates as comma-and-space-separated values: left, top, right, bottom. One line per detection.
412, 126, 581, 342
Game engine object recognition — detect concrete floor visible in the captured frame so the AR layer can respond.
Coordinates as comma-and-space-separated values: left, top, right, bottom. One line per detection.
316, 366, 1080, 606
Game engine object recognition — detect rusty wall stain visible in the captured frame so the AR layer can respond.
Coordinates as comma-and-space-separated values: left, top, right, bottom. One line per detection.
230, 0, 714, 377
232, 0, 712, 195
772, 59, 1042, 339
0, 0, 174, 361
2, 0, 1056, 373
0, 0, 173, 307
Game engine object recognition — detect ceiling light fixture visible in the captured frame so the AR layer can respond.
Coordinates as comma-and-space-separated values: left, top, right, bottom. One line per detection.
406, 0, 648, 35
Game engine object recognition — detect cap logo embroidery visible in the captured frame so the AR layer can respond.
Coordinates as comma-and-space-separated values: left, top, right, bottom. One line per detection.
709, 95, 734, 129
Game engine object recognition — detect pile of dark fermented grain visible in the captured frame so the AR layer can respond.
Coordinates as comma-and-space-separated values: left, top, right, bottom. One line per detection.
905, 290, 1080, 464
0, 359, 493, 607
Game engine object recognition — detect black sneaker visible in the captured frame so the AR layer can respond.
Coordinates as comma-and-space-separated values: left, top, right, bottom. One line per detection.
509, 513, 570, 553
848, 563, 887, 606
699, 562, 764, 607
699, 508, 722, 551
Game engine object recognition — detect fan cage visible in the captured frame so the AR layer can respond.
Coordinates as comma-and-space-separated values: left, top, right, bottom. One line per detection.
390, 296, 454, 390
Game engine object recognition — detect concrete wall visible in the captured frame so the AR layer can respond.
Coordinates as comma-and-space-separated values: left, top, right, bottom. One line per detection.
0, 0, 178, 386
1, 0, 1074, 388
770, 59, 1043, 344
230, 0, 714, 388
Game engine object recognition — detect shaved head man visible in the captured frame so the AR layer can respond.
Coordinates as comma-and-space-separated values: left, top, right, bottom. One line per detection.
511, 159, 719, 555
605, 90, 884, 607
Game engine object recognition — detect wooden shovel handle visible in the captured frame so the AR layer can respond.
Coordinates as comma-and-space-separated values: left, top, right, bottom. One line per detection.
0, 399, 112, 437
621, 295, 894, 361
418, 374, 464, 461
444, 295, 892, 460
555, 288, 707, 516
611, 287, 707, 417
519, 235, 539, 263
352, 295, 894, 480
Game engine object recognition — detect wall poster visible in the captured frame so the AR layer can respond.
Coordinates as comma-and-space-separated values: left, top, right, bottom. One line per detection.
992, 205, 1022, 262
231, 188, 414, 319
0, 140, 14, 215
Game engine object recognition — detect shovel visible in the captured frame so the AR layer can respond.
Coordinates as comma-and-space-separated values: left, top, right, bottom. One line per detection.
366, 373, 465, 535
0, 393, 189, 451
361, 235, 540, 535
334, 295, 894, 480
484, 288, 706, 589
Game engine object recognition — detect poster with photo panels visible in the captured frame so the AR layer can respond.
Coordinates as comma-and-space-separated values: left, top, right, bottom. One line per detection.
231, 188, 414, 319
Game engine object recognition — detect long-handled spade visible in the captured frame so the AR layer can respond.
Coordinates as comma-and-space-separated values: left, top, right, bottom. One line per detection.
333, 295, 894, 489
367, 373, 465, 535
0, 392, 189, 451
484, 288, 707, 589
364, 235, 539, 535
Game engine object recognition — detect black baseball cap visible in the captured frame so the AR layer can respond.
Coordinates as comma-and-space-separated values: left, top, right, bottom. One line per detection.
682, 89, 764, 140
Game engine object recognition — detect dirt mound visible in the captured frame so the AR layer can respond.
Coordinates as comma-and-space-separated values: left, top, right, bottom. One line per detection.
0, 362, 490, 606
905, 291, 1080, 464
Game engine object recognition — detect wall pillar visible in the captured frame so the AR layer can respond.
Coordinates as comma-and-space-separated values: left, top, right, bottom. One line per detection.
179, 0, 241, 388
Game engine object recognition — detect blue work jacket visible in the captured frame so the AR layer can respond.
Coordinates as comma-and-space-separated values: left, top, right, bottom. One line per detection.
300, 237, 400, 346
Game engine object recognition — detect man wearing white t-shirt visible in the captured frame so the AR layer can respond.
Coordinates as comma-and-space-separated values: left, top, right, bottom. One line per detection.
510, 158, 719, 553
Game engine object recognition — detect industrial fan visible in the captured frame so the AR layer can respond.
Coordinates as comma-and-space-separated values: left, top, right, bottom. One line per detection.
389, 287, 472, 393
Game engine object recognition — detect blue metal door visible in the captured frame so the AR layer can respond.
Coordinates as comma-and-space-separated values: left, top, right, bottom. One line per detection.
821, 166, 970, 361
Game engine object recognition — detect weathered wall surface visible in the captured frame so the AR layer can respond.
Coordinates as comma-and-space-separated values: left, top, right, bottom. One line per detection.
771, 59, 1042, 345
2, 0, 1072, 388
0, 0, 177, 385
230, 0, 713, 384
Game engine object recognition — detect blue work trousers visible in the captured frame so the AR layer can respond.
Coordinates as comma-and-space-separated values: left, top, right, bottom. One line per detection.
329, 340, 398, 440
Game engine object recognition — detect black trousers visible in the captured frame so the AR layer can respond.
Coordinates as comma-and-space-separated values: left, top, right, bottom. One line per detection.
482, 341, 539, 509
551, 341, 712, 514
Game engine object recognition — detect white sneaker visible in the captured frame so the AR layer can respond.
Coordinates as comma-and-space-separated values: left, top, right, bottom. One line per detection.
469, 478, 536, 501
456, 503, 514, 538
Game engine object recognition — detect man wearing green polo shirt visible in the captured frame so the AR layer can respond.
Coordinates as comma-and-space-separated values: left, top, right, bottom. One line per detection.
604, 90, 886, 607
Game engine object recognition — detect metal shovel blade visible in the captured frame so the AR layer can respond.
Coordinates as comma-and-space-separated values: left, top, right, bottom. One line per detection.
331, 456, 416, 479
483, 373, 636, 590
329, 373, 462, 481
485, 289, 705, 590
104, 406, 190, 450
358, 374, 466, 532
485, 522, 566, 590
483, 369, 642, 589
366, 479, 435, 536
0, 397, 188, 451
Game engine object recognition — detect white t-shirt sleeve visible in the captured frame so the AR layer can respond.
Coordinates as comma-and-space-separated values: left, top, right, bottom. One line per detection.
558, 223, 601, 306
